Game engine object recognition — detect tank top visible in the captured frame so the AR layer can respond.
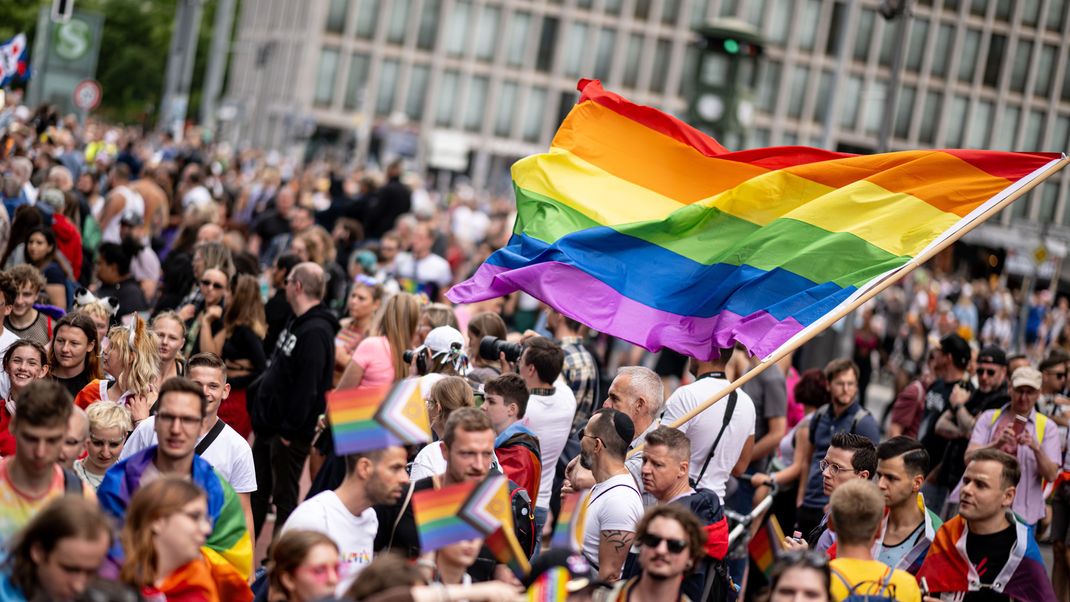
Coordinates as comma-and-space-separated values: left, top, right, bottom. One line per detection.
101, 185, 145, 243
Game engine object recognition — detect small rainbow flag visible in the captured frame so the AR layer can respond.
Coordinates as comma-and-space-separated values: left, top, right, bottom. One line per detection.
328, 379, 431, 454
748, 514, 786, 579
375, 378, 432, 445
460, 475, 531, 577
412, 481, 481, 552
550, 490, 588, 552
527, 566, 569, 602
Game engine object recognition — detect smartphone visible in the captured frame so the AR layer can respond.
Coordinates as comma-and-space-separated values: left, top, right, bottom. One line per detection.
1013, 414, 1028, 437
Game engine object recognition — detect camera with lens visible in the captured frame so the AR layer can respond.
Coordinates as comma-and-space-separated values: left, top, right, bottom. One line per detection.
478, 336, 524, 364
402, 344, 429, 374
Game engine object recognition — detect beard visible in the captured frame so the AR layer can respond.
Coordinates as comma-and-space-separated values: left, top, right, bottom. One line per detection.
580, 449, 593, 470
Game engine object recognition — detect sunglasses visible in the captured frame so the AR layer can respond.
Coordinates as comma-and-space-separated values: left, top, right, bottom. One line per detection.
977, 367, 1000, 377
639, 533, 688, 554
200, 279, 225, 290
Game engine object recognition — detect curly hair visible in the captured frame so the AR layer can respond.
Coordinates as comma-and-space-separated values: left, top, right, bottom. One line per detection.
635, 504, 707, 574
109, 315, 160, 398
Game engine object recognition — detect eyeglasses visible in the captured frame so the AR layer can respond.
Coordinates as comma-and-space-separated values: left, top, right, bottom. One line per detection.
157, 413, 203, 428
581, 432, 603, 447
977, 367, 1000, 377
819, 460, 856, 476
199, 279, 225, 290
639, 533, 688, 554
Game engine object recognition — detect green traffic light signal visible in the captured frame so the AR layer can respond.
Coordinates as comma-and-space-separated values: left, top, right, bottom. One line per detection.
723, 39, 740, 54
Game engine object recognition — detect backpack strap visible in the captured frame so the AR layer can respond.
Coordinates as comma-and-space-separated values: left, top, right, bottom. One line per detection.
195, 419, 226, 456
693, 391, 738, 487
809, 404, 830, 446
850, 407, 871, 433
62, 467, 82, 495
387, 478, 417, 551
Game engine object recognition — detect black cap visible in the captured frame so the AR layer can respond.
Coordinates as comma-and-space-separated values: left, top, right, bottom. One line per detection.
939, 334, 971, 369
524, 549, 600, 591
976, 346, 1007, 366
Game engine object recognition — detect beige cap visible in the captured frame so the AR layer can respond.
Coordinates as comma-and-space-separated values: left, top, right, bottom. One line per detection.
1011, 366, 1042, 390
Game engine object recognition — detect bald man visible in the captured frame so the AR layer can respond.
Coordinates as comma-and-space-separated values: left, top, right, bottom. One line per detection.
249, 262, 340, 538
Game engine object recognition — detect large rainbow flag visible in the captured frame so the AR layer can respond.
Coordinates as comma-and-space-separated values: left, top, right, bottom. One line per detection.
448, 79, 1064, 360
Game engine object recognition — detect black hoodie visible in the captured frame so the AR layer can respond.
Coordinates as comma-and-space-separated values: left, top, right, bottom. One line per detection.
248, 303, 339, 441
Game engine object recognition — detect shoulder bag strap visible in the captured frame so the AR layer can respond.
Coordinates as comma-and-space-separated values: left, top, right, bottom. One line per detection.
195, 419, 226, 456
694, 391, 738, 486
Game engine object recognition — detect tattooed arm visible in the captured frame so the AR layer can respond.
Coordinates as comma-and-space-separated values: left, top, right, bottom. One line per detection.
598, 529, 635, 582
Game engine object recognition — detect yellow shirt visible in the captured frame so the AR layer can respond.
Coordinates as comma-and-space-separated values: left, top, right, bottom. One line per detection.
829, 557, 921, 602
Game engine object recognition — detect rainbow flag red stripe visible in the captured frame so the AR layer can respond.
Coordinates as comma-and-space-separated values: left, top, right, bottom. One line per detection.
748, 515, 785, 578
448, 79, 1063, 360
550, 490, 587, 552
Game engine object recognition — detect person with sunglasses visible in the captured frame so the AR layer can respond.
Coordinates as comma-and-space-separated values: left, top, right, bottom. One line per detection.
184, 266, 229, 358
1038, 351, 1070, 431
602, 505, 706, 602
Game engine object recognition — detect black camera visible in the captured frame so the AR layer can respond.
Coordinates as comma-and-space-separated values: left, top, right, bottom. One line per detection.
478, 336, 524, 363
402, 345, 429, 374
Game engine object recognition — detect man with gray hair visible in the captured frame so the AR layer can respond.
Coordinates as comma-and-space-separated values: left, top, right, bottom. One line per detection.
604, 366, 665, 491
249, 261, 340, 540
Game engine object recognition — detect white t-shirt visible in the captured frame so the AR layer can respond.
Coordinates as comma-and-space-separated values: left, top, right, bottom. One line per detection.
522, 382, 577, 509
281, 490, 378, 595
392, 252, 453, 288
120, 417, 257, 493
410, 441, 501, 482
581, 473, 644, 574
660, 376, 756, 500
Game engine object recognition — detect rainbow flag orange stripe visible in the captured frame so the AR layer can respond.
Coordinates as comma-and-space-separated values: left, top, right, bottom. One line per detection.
412, 481, 481, 552
550, 490, 587, 552
448, 79, 1063, 360
328, 385, 399, 454
749, 515, 785, 578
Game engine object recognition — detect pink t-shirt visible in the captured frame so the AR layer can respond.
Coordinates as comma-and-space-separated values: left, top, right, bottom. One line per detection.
350, 336, 395, 389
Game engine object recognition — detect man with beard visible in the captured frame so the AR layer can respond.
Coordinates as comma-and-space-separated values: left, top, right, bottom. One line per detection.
579, 408, 645, 581
932, 346, 1010, 517
602, 505, 708, 602
374, 408, 535, 582
282, 446, 409, 594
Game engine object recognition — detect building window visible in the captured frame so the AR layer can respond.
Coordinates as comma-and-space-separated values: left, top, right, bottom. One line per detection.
464, 76, 488, 132
355, 0, 379, 39
1022, 0, 1041, 25
992, 105, 1020, 150
495, 81, 518, 137
970, 0, 987, 17
787, 65, 809, 119
524, 88, 548, 142
719, 0, 738, 17
1054, 115, 1070, 153
314, 47, 340, 107
605, 0, 623, 15
375, 59, 399, 115
765, 0, 791, 44
386, 0, 410, 44
405, 64, 429, 120
1040, 181, 1058, 222
797, 0, 821, 51
894, 86, 916, 139
622, 33, 643, 87
945, 96, 969, 146
839, 75, 863, 129
982, 33, 1005, 87
1010, 40, 1033, 92
506, 12, 532, 67
757, 60, 781, 113
826, 1, 846, 57
967, 100, 993, 147
678, 45, 699, 97
563, 22, 589, 77
474, 5, 501, 61
1034, 44, 1057, 96
958, 29, 980, 82
816, 69, 835, 125
593, 27, 616, 81
634, 0, 652, 19
436, 70, 460, 127
343, 52, 370, 110
662, 0, 681, 24
1047, 0, 1066, 31
325, 0, 347, 34
930, 23, 953, 77
995, 0, 1013, 20
650, 39, 672, 93
918, 90, 942, 144
445, 1, 472, 57
906, 19, 929, 72
417, 0, 441, 49
536, 16, 559, 72
863, 80, 888, 136
1022, 110, 1045, 150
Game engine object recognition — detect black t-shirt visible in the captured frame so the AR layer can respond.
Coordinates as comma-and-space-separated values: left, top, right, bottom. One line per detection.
52, 369, 91, 399
963, 523, 1015, 602
920, 378, 974, 462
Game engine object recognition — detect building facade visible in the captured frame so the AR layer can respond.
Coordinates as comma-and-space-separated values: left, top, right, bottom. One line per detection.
223, 0, 1070, 271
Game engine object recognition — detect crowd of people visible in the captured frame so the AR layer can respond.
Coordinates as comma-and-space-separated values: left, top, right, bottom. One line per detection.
2, 95, 1070, 602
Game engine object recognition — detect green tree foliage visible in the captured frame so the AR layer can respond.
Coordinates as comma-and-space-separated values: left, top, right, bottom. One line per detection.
0, 0, 223, 125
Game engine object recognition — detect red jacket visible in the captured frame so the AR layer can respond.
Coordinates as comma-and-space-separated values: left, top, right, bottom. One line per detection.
495, 425, 541, 503
0, 404, 15, 457
51, 213, 83, 278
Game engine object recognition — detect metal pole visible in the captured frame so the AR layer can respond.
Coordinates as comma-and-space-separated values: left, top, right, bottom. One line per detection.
159, 0, 204, 139
820, 0, 858, 150
876, 0, 912, 153
201, 0, 236, 135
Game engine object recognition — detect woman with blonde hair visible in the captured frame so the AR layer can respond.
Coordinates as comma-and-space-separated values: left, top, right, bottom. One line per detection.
334, 278, 383, 385
410, 376, 499, 480
77, 299, 114, 345
121, 476, 252, 601
266, 529, 341, 602
73, 401, 132, 490
200, 273, 267, 438
74, 315, 159, 423
152, 310, 187, 384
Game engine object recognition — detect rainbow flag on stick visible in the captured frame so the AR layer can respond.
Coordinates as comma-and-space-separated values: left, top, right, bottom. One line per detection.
411, 481, 482, 552
549, 490, 588, 552
748, 515, 786, 579
328, 379, 431, 454
527, 566, 570, 602
459, 475, 531, 577
447, 78, 1064, 361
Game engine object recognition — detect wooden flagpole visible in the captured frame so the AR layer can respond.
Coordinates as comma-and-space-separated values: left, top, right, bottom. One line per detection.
646, 155, 1070, 440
